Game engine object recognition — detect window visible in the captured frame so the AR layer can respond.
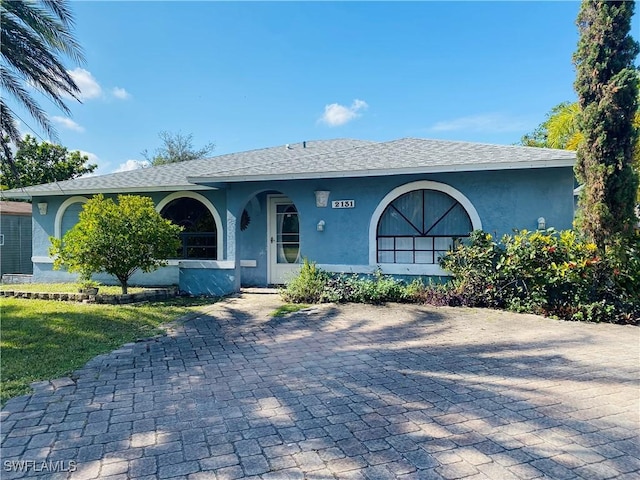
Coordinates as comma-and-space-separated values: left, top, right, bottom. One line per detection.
377, 189, 472, 264
276, 203, 300, 264
160, 197, 217, 259
54, 196, 89, 239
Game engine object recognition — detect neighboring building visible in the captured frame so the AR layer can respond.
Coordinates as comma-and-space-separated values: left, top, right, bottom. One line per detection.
1, 138, 576, 295
0, 201, 33, 276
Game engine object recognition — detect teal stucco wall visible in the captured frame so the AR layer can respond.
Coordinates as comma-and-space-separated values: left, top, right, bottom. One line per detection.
30, 167, 575, 295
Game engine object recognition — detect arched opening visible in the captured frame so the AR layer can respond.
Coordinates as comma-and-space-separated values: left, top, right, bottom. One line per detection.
160, 197, 218, 259
377, 189, 472, 264
55, 196, 89, 239
369, 181, 481, 269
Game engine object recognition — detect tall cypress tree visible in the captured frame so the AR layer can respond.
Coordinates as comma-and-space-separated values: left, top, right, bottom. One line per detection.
574, 0, 639, 249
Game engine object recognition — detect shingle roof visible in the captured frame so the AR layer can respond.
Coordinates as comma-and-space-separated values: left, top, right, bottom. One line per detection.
189, 137, 576, 184
0, 137, 575, 199
0, 201, 32, 215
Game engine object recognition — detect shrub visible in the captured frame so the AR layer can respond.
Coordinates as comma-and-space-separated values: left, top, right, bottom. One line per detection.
50, 194, 181, 294
497, 229, 600, 314
282, 264, 406, 305
322, 269, 405, 304
281, 230, 639, 325
402, 279, 462, 306
280, 259, 329, 304
439, 228, 639, 324
439, 230, 504, 308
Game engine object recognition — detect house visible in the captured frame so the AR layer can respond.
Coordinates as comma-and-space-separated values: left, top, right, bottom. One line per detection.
1, 138, 576, 295
0, 200, 33, 277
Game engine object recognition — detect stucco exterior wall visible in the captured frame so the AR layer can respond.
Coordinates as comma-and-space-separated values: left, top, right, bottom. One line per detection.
229, 167, 574, 282
30, 166, 574, 295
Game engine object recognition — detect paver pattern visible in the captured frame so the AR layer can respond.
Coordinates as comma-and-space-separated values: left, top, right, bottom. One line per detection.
1, 291, 639, 479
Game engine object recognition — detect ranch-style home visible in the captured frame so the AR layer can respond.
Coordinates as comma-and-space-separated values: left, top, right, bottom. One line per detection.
2, 137, 576, 295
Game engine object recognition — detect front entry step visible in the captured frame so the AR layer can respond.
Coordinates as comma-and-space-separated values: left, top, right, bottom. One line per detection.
240, 287, 281, 294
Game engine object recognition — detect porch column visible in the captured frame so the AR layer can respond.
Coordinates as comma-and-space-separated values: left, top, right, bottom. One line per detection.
226, 208, 241, 291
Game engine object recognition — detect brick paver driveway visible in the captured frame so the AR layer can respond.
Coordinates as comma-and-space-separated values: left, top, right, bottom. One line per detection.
2, 291, 639, 479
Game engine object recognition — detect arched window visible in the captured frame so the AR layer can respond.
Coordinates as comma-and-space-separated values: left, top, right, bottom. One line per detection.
377, 189, 473, 264
55, 196, 89, 239
160, 197, 217, 259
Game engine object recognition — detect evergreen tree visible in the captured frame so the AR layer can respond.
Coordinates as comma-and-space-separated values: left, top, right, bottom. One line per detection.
573, 0, 639, 249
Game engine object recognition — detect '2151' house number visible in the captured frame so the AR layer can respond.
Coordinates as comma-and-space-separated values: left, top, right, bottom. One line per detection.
332, 200, 355, 209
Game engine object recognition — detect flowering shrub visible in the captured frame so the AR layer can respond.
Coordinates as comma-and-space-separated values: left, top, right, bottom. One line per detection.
497, 229, 600, 314
281, 232, 639, 324
440, 229, 639, 324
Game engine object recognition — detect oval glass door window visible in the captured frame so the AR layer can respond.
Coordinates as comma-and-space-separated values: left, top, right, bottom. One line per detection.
277, 204, 300, 264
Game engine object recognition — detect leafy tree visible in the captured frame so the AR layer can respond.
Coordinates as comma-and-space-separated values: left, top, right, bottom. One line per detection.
50, 194, 182, 294
520, 99, 640, 202
1, 0, 84, 150
142, 131, 215, 166
573, 0, 639, 249
0, 135, 96, 189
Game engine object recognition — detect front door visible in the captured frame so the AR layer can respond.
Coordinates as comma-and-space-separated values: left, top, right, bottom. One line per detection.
268, 196, 301, 284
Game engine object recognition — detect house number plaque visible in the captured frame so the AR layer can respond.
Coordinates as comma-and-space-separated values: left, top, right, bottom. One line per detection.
332, 200, 355, 209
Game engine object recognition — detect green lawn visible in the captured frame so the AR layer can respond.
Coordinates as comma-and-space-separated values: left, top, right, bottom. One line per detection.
270, 303, 310, 317
0, 296, 214, 404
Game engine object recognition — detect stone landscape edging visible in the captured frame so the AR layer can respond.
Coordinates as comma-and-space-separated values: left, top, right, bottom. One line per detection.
0, 286, 178, 304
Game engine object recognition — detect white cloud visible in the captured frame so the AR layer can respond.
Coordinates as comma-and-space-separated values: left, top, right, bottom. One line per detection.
52, 116, 84, 132
114, 159, 149, 173
68, 68, 102, 100
59, 69, 130, 102
77, 151, 100, 177
319, 99, 369, 127
78, 150, 99, 164
428, 113, 528, 133
111, 87, 131, 100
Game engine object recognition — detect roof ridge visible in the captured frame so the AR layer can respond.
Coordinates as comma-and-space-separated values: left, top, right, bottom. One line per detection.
105, 138, 373, 175
196, 139, 379, 177
394, 136, 575, 152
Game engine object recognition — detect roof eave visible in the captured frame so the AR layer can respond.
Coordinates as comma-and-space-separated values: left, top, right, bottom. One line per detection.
0, 184, 218, 199
188, 158, 576, 184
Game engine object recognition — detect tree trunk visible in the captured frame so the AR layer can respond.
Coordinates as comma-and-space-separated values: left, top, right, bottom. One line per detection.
118, 276, 128, 295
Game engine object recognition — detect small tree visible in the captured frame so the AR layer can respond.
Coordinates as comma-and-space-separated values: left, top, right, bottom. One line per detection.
50, 194, 182, 294
141, 131, 215, 166
573, 0, 639, 249
0, 135, 97, 189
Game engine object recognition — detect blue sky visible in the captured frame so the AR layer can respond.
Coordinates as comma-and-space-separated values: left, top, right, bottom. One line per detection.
10, 1, 637, 175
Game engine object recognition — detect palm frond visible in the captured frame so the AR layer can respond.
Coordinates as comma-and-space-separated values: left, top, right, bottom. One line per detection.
0, 67, 56, 140
1, 0, 84, 64
0, 0, 83, 143
547, 102, 581, 149
1, 15, 81, 99
0, 101, 22, 143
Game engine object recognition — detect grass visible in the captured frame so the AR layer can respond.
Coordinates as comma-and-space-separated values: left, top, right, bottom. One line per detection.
270, 303, 310, 317
0, 296, 216, 404
0, 283, 150, 295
